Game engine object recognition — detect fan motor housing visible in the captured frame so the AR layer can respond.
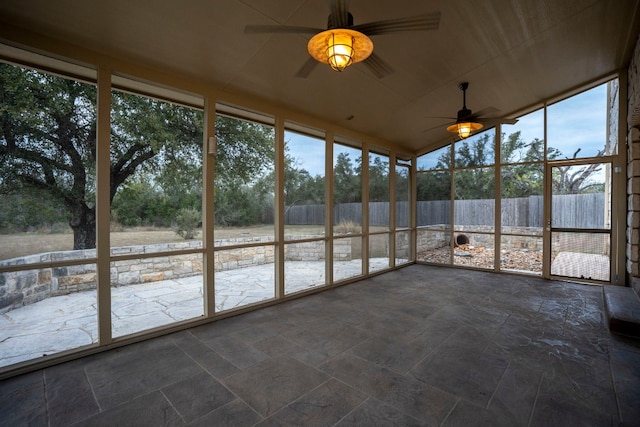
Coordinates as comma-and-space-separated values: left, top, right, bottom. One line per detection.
457, 108, 472, 120
328, 12, 354, 29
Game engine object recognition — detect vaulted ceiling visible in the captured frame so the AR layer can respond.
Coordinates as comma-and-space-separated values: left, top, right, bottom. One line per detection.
0, 0, 638, 153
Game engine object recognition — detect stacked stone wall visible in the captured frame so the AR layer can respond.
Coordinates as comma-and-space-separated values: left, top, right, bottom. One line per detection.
628, 32, 640, 280
416, 225, 544, 254
0, 236, 346, 313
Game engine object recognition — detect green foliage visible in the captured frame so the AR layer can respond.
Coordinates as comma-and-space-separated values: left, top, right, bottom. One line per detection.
417, 170, 451, 201
213, 115, 275, 227
174, 207, 201, 240
368, 155, 389, 202
1, 63, 274, 244
214, 181, 269, 226
1, 59, 608, 242
0, 63, 97, 247
0, 187, 69, 232
111, 178, 163, 226
455, 133, 494, 168
283, 164, 324, 207
334, 152, 361, 204
418, 130, 604, 202
214, 115, 274, 186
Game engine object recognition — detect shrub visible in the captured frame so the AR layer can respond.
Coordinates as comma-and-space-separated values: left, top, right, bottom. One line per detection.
334, 220, 361, 235
174, 208, 201, 240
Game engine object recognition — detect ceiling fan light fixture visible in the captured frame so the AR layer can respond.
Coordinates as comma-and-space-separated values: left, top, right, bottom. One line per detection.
447, 121, 483, 139
327, 32, 354, 71
307, 29, 373, 72
445, 82, 483, 138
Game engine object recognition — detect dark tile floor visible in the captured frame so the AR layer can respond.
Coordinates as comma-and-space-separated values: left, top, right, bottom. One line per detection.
1, 265, 640, 426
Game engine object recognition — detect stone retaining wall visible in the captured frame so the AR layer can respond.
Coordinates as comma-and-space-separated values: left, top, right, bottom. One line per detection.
0, 236, 350, 313
627, 31, 640, 280
417, 225, 544, 253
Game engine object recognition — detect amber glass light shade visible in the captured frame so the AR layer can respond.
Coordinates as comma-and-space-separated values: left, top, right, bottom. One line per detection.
447, 121, 483, 139
307, 29, 373, 72
327, 32, 354, 71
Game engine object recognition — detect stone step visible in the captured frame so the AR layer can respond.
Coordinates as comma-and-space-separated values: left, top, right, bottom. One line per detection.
603, 285, 640, 338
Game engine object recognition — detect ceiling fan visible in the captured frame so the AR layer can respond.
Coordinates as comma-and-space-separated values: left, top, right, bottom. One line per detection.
427, 82, 518, 139
244, 0, 440, 79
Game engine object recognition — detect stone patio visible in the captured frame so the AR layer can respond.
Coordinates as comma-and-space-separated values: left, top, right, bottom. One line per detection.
0, 259, 391, 368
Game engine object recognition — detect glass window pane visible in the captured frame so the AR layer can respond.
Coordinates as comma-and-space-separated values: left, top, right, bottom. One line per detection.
547, 82, 612, 159
369, 152, 389, 231
417, 145, 450, 171
454, 167, 495, 232
417, 171, 451, 228
333, 237, 362, 282
501, 164, 543, 236
551, 232, 610, 281
416, 229, 451, 264
396, 164, 410, 229
213, 115, 275, 245
369, 233, 389, 273
214, 246, 275, 312
0, 263, 98, 368
501, 109, 544, 164
500, 235, 542, 275
551, 163, 610, 230
0, 63, 97, 264
334, 143, 362, 235
452, 232, 494, 269
395, 231, 411, 265
455, 128, 495, 167
110, 89, 204, 250
284, 129, 325, 240
111, 254, 204, 337
284, 241, 326, 294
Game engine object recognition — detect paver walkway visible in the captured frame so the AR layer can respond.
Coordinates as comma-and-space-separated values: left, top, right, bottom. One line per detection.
0, 259, 391, 368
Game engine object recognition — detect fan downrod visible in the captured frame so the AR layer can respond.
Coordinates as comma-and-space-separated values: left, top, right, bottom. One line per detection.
328, 12, 354, 29
457, 82, 472, 119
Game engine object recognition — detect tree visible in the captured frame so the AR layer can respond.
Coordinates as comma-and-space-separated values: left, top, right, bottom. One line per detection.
174, 207, 201, 240
334, 152, 361, 204
500, 132, 544, 198
552, 148, 606, 195
451, 133, 494, 200
213, 115, 275, 227
0, 64, 98, 249
368, 155, 389, 202
416, 170, 450, 201
1, 63, 275, 248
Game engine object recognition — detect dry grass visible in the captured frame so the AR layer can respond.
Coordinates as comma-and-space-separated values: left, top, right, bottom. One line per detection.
0, 224, 395, 261
0, 225, 346, 260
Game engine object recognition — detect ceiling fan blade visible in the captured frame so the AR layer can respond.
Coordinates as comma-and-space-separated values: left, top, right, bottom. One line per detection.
352, 12, 441, 36
330, 0, 350, 28
362, 52, 394, 79
477, 117, 519, 126
467, 107, 500, 119
422, 121, 454, 133
244, 25, 323, 35
295, 57, 319, 78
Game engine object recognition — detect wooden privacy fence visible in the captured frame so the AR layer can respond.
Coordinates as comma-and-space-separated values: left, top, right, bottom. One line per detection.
285, 193, 606, 229
419, 194, 605, 228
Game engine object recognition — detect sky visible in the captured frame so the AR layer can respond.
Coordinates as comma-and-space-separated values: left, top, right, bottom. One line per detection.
418, 82, 611, 170
511, 83, 608, 159
286, 82, 611, 175
285, 131, 326, 176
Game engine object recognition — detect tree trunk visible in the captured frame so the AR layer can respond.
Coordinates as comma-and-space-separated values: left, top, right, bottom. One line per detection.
69, 204, 96, 250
